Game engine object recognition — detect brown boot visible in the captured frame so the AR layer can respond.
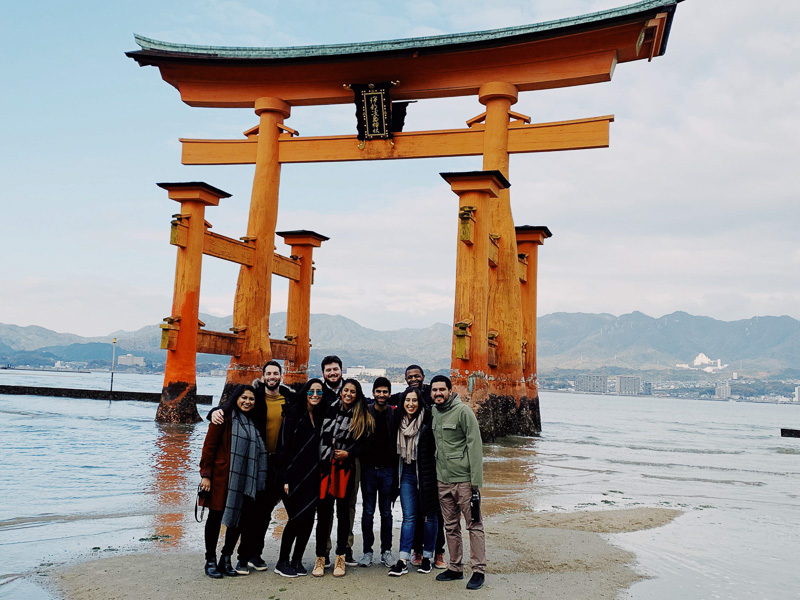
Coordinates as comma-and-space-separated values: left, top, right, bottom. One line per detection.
333, 554, 346, 577
312, 556, 326, 577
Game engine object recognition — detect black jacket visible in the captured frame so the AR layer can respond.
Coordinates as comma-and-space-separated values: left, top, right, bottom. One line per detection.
392, 407, 439, 516
276, 400, 323, 520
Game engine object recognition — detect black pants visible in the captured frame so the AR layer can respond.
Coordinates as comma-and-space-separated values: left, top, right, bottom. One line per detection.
238, 455, 285, 561
315, 491, 352, 557
204, 508, 241, 561
414, 504, 445, 555
279, 510, 316, 563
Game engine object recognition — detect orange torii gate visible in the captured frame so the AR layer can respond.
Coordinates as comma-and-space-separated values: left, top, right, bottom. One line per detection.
128, 0, 683, 432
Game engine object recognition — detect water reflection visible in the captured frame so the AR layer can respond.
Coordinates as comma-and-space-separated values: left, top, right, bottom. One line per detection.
149, 423, 195, 546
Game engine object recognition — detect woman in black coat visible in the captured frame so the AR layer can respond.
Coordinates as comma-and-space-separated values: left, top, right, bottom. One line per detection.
274, 378, 326, 577
388, 386, 439, 576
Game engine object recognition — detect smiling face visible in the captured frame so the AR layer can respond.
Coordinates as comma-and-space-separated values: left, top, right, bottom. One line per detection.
405, 368, 424, 389
373, 386, 390, 408
306, 382, 323, 410
237, 389, 256, 412
262, 365, 282, 392
431, 382, 450, 405
341, 382, 358, 407
404, 390, 420, 416
323, 362, 342, 387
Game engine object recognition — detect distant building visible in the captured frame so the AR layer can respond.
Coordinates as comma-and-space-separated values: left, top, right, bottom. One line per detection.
118, 354, 145, 367
795, 386, 800, 403
575, 374, 608, 394
344, 366, 386, 379
616, 376, 641, 395
715, 382, 731, 399
642, 382, 653, 395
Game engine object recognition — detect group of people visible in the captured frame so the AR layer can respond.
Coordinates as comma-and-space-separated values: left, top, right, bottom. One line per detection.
198, 357, 486, 591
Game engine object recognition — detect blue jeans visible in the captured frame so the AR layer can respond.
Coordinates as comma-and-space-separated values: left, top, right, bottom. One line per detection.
398, 462, 438, 560
360, 466, 394, 553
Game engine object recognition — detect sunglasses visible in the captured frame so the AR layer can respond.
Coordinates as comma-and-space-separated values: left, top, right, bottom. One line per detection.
307, 390, 324, 396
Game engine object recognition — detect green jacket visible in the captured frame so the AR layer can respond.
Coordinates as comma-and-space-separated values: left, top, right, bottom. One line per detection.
431, 393, 483, 488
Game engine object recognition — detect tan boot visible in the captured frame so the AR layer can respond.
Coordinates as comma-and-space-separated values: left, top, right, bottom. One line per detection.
333, 554, 346, 577
312, 556, 326, 577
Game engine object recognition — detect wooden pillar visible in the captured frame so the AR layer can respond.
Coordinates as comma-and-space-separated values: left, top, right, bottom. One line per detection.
276, 230, 329, 386
156, 182, 230, 423
515, 226, 552, 392
441, 171, 509, 405
479, 81, 526, 398
226, 97, 291, 394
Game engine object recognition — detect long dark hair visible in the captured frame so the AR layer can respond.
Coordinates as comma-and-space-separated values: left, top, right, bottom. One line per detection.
340, 378, 375, 439
297, 378, 325, 416
398, 386, 424, 420
220, 384, 257, 419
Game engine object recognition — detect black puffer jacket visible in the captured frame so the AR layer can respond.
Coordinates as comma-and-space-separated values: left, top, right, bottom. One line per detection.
393, 408, 440, 517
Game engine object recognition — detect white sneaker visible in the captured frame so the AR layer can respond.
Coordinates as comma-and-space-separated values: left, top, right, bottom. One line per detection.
381, 550, 395, 567
358, 552, 373, 567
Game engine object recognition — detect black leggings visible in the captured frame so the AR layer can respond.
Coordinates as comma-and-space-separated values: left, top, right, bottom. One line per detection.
315, 492, 352, 557
279, 510, 316, 563
204, 509, 241, 561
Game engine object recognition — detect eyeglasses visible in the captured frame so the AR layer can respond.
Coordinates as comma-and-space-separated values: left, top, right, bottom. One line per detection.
307, 390, 324, 396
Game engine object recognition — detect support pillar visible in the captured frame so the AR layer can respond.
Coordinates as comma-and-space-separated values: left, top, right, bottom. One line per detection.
226, 97, 291, 397
479, 82, 527, 398
156, 182, 230, 423
277, 230, 329, 386
441, 171, 510, 406
515, 226, 552, 393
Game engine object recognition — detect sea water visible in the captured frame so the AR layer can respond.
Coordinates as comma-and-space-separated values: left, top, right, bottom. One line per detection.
0, 371, 798, 599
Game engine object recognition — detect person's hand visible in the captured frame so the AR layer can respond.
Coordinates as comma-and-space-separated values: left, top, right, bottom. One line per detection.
284, 484, 289, 494
333, 449, 349, 460
200, 477, 211, 492
211, 411, 225, 425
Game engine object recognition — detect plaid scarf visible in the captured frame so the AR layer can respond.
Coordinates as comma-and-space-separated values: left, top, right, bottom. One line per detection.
319, 399, 354, 463
222, 410, 267, 528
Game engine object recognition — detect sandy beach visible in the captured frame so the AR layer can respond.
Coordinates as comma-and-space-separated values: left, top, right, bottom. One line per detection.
50, 507, 680, 600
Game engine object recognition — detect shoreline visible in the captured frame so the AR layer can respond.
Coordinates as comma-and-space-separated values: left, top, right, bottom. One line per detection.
42, 507, 681, 600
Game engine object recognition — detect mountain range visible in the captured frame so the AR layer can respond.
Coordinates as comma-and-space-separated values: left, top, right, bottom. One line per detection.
1, 311, 799, 376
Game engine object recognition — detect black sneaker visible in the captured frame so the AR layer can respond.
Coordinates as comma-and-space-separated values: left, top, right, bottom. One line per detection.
344, 549, 358, 567
291, 559, 308, 576
204, 560, 223, 579
274, 560, 298, 578
234, 560, 250, 575
417, 557, 432, 574
388, 560, 408, 576
248, 556, 268, 571
218, 555, 238, 577
435, 568, 464, 581
466, 572, 485, 590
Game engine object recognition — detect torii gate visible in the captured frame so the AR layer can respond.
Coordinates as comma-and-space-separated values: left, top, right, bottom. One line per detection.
127, 0, 682, 432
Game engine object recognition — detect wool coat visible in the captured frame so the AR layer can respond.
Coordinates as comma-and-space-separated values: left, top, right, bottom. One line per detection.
198, 420, 232, 511
277, 401, 323, 520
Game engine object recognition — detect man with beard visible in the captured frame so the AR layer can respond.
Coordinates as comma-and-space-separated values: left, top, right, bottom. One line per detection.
430, 375, 485, 591
358, 377, 396, 568
209, 360, 297, 575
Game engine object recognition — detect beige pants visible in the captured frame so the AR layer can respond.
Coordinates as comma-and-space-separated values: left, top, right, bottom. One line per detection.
437, 481, 486, 573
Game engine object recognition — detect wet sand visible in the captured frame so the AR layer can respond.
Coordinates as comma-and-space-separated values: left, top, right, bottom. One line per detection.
52, 507, 681, 600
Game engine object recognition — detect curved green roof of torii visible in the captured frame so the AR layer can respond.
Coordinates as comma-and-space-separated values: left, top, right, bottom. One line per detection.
131, 0, 682, 62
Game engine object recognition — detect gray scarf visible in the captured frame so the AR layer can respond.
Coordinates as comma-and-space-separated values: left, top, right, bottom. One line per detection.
319, 399, 354, 463
397, 408, 424, 464
222, 410, 267, 528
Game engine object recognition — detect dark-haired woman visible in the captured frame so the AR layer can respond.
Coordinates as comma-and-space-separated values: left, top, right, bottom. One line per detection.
274, 378, 326, 577
313, 378, 375, 577
199, 384, 267, 578
388, 386, 439, 576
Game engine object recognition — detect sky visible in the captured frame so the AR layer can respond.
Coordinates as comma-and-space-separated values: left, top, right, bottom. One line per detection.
1, 0, 798, 337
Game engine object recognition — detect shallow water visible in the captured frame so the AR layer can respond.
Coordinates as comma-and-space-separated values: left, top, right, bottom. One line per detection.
1, 372, 798, 599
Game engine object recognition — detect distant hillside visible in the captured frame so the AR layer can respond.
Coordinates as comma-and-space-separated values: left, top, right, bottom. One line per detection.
2, 311, 799, 375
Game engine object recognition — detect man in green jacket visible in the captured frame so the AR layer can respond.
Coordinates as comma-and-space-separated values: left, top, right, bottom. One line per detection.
430, 375, 485, 591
